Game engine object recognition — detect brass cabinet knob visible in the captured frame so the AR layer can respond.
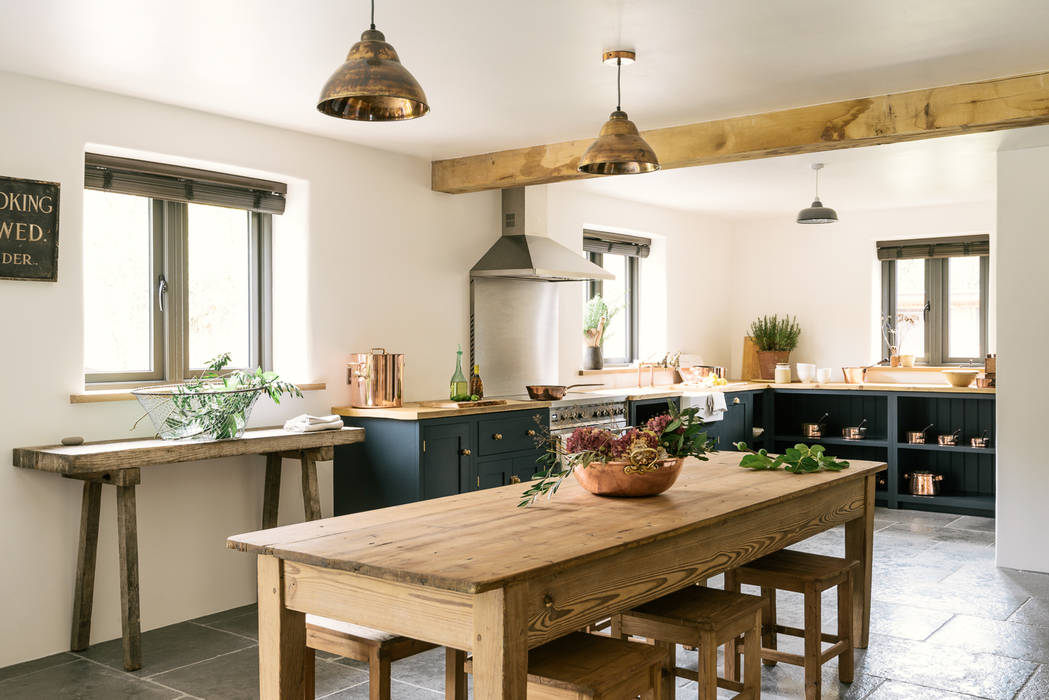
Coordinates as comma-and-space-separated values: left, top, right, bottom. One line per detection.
493, 433, 503, 440
460, 448, 471, 456
732, 397, 741, 405
510, 475, 521, 484
527, 429, 537, 437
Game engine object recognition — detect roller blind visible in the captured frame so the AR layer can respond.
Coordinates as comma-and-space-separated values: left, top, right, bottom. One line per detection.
84, 153, 286, 214
583, 229, 652, 258
876, 234, 989, 261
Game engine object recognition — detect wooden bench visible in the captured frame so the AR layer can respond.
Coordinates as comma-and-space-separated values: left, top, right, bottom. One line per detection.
726, 550, 859, 700
464, 631, 665, 699
614, 586, 763, 700
12, 426, 364, 671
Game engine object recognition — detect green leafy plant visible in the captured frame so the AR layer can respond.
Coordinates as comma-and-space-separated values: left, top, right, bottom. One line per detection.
733, 442, 849, 473
749, 314, 801, 352
583, 294, 622, 347
134, 353, 302, 440
519, 401, 714, 507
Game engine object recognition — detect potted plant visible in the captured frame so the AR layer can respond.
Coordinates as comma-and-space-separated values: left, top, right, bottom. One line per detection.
519, 402, 714, 506
132, 353, 303, 441
750, 315, 801, 380
582, 294, 621, 370
882, 312, 919, 367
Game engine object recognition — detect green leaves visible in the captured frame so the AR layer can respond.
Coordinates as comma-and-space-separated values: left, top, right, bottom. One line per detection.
734, 442, 849, 474
749, 314, 801, 352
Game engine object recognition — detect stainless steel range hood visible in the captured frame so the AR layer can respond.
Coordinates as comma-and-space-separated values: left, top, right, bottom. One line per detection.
470, 187, 613, 282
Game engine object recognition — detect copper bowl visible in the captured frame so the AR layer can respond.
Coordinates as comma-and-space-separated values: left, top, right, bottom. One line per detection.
573, 458, 684, 498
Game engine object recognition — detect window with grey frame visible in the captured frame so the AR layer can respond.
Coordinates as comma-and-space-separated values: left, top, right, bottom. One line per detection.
879, 235, 989, 366
583, 230, 650, 365
82, 154, 284, 385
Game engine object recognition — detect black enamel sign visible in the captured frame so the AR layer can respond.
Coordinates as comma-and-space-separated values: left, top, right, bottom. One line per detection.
0, 176, 60, 281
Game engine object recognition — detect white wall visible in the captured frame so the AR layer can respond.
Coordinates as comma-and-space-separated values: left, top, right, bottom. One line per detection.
724, 201, 997, 378
0, 71, 498, 667
546, 184, 735, 380
996, 146, 1048, 572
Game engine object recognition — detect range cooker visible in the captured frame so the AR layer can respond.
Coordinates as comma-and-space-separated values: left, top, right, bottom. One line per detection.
547, 392, 629, 436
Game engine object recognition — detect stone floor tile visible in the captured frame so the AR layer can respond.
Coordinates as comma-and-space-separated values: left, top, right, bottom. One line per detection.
1010, 597, 1049, 627
0, 651, 78, 683
152, 646, 365, 699
864, 679, 983, 699
194, 611, 259, 641
1016, 664, 1049, 699
853, 632, 1037, 699
871, 575, 1028, 620
0, 658, 178, 699
388, 646, 447, 691
76, 620, 254, 677
943, 564, 1049, 600
868, 600, 954, 641
190, 604, 257, 627
325, 678, 439, 698
927, 615, 1049, 664
946, 515, 996, 533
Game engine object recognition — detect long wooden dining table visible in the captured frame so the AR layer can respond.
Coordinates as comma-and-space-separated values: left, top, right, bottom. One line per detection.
228, 451, 885, 699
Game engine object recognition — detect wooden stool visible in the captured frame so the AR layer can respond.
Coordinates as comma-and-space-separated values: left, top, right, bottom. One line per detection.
464, 631, 665, 699
613, 586, 764, 700
725, 550, 859, 700
304, 615, 463, 700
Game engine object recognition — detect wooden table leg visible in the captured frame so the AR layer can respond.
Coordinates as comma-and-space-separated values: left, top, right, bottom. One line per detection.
263, 454, 282, 529
116, 477, 142, 671
445, 648, 467, 700
471, 584, 528, 700
258, 555, 305, 700
300, 450, 322, 522
845, 474, 876, 648
71, 480, 102, 651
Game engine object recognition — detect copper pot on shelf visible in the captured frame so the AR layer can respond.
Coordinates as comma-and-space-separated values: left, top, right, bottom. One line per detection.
346, 348, 404, 408
971, 431, 992, 448
906, 424, 934, 444
801, 413, 829, 438
842, 419, 868, 441
937, 429, 962, 446
904, 471, 944, 496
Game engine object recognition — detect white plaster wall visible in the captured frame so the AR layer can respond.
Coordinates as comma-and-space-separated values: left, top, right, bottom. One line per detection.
724, 201, 997, 379
995, 146, 1048, 573
0, 70, 498, 667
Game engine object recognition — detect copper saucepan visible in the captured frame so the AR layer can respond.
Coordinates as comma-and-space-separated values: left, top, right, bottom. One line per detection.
906, 424, 934, 444
525, 383, 603, 401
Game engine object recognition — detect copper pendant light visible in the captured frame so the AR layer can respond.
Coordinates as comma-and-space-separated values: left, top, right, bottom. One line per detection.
796, 163, 839, 224
578, 50, 660, 175
317, 0, 429, 121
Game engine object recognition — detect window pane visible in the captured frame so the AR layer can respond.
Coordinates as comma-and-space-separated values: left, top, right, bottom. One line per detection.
598, 254, 628, 362
894, 258, 926, 358
187, 204, 251, 369
948, 256, 981, 359
83, 190, 152, 373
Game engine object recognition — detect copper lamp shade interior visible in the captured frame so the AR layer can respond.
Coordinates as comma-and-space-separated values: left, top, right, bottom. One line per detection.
317, 28, 429, 121
578, 110, 660, 175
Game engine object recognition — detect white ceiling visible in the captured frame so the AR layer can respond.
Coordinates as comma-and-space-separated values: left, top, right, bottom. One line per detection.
3, 0, 1049, 163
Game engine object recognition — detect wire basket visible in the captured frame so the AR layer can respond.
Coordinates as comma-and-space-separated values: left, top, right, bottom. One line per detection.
132, 383, 263, 441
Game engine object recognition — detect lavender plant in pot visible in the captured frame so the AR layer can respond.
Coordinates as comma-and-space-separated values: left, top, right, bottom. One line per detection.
750, 314, 801, 380
582, 294, 621, 370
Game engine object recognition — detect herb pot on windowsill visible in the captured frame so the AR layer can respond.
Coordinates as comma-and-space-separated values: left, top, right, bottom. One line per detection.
583, 345, 603, 371
757, 350, 790, 380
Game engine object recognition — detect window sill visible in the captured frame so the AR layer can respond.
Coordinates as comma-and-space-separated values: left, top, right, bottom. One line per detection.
70, 382, 327, 404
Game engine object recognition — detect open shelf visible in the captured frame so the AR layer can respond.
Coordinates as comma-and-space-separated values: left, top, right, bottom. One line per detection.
776, 435, 889, 447
898, 442, 995, 454
896, 492, 994, 513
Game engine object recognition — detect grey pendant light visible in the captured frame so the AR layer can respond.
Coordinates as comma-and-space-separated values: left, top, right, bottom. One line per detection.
578, 50, 660, 175
317, 0, 429, 121
797, 163, 838, 224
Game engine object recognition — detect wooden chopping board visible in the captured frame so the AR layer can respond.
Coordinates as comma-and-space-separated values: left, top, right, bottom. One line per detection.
741, 336, 761, 381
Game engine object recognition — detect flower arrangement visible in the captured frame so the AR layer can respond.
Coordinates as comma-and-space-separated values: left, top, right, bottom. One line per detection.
881, 311, 920, 358
519, 401, 714, 506
583, 294, 621, 348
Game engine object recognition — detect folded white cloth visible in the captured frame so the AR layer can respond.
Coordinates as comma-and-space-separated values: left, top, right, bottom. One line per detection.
683, 392, 727, 423
283, 414, 344, 432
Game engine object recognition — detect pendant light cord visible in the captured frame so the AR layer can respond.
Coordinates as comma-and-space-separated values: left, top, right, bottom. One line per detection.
616, 57, 622, 111
370, 0, 375, 30
814, 166, 820, 200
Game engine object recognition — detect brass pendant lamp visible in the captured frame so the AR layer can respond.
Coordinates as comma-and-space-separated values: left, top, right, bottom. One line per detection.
317, 0, 429, 121
796, 163, 839, 224
578, 50, 660, 175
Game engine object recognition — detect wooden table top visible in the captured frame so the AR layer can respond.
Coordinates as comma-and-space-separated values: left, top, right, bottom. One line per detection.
227, 452, 885, 594
12, 426, 365, 474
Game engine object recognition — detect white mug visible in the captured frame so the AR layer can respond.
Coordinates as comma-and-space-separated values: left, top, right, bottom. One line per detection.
796, 363, 817, 383
816, 367, 833, 384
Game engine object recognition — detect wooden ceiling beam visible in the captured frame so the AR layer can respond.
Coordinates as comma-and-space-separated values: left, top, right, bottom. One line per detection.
431, 70, 1049, 194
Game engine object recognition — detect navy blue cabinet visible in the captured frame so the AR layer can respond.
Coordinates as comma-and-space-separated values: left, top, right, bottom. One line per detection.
702, 392, 754, 449
336, 408, 549, 515
629, 396, 680, 426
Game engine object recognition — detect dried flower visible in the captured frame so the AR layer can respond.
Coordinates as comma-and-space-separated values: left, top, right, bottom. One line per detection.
565, 426, 614, 455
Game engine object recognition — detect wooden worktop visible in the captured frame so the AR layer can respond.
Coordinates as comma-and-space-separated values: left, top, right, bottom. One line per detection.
12, 426, 365, 474
332, 399, 551, 421
582, 381, 994, 399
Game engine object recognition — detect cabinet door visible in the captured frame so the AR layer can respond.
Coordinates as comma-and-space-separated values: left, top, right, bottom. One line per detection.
476, 453, 545, 491
421, 422, 472, 499
708, 395, 750, 449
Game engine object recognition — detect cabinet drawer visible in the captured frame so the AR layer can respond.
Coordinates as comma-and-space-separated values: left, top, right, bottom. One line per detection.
477, 411, 546, 456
